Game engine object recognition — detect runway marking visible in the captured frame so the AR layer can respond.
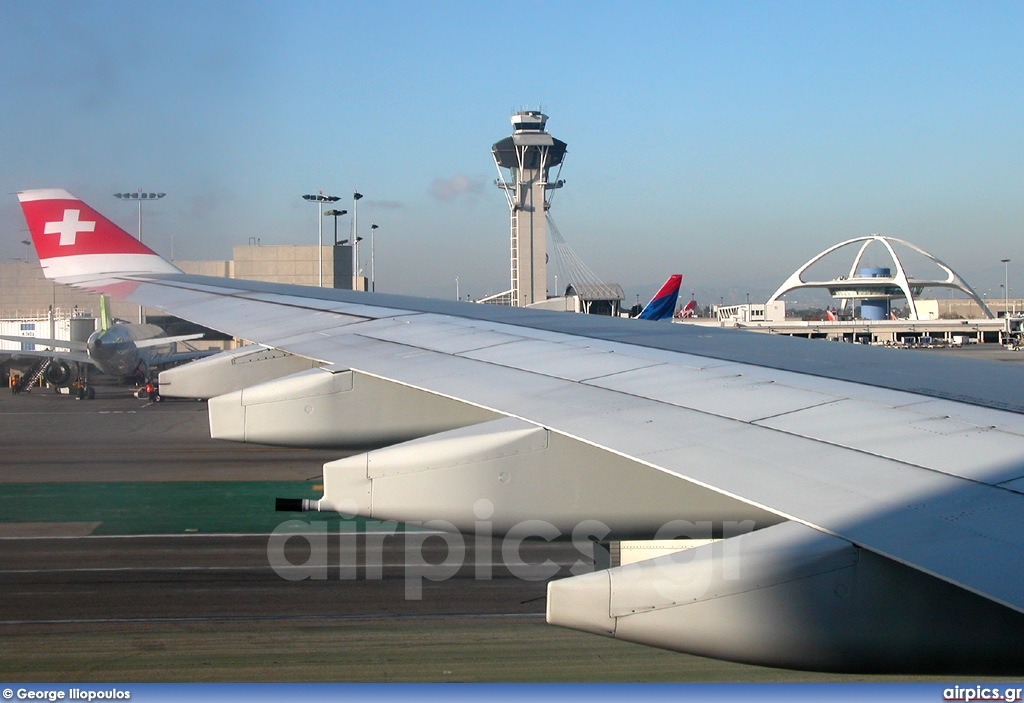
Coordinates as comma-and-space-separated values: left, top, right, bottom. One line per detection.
0, 612, 546, 626
0, 531, 450, 540
0, 562, 577, 574
2, 447, 320, 454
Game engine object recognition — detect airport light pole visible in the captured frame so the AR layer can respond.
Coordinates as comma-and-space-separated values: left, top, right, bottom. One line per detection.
114, 191, 166, 245
114, 190, 165, 322
352, 192, 363, 289
20, 239, 32, 262
1002, 258, 1011, 321
370, 223, 379, 292
324, 209, 348, 245
326, 209, 349, 289
302, 193, 341, 287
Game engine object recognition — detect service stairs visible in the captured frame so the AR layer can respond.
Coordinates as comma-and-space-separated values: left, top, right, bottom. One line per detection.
13, 358, 50, 394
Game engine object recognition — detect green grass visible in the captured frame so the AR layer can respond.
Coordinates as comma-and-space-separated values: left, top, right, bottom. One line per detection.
0, 482, 383, 535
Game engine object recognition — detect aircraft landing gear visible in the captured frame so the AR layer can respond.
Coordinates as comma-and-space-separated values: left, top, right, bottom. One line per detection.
72, 366, 95, 400
75, 385, 95, 400
72, 381, 95, 400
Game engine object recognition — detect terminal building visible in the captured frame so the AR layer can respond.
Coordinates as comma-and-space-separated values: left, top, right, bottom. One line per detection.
701, 236, 1019, 346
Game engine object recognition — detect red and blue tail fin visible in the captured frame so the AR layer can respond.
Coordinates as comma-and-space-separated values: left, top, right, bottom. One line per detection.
637, 274, 682, 320
17, 189, 179, 283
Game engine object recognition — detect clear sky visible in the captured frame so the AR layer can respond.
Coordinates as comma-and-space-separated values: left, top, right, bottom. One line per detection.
1, 1, 1022, 304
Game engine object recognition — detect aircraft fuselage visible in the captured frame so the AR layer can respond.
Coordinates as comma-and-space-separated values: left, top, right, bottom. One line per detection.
87, 324, 142, 378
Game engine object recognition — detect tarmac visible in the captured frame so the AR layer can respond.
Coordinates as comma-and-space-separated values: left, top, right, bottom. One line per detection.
0, 381, 1006, 682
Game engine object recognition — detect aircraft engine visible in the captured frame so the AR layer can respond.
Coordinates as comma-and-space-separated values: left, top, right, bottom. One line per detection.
208, 366, 498, 449
298, 416, 781, 539
546, 520, 1024, 674
43, 360, 78, 386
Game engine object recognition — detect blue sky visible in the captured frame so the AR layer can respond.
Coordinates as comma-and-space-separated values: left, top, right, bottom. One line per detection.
1, 1, 1022, 304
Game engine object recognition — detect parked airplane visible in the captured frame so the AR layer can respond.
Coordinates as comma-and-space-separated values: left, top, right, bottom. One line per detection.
0, 295, 207, 399
15, 188, 1024, 674
636, 274, 682, 320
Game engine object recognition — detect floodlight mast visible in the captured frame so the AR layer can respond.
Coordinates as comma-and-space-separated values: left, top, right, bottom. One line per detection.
302, 193, 341, 287
352, 192, 364, 289
370, 223, 379, 292
1002, 258, 1011, 335
324, 210, 348, 245
114, 190, 166, 322
113, 190, 166, 246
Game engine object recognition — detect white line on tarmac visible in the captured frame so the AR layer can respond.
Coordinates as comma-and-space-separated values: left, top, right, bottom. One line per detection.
0, 531, 451, 540
0, 612, 546, 626
0, 562, 577, 574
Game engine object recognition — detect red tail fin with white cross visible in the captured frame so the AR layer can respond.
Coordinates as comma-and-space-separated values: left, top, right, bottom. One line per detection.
18, 189, 179, 283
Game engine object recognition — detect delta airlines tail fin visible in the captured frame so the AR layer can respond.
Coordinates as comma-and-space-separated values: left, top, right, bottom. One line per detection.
17, 189, 179, 284
637, 274, 682, 321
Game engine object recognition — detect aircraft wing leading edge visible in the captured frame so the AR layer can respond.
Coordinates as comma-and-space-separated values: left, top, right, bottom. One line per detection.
16, 188, 1024, 673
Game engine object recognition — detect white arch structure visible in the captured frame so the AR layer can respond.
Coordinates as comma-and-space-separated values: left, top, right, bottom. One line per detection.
766, 235, 994, 321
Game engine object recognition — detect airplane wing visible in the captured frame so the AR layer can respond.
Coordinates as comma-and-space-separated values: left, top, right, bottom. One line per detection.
16, 188, 1024, 674
0, 334, 88, 351
144, 347, 220, 369
0, 347, 93, 365
134, 333, 205, 349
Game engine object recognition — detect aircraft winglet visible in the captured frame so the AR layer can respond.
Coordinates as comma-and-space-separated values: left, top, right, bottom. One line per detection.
18, 189, 180, 283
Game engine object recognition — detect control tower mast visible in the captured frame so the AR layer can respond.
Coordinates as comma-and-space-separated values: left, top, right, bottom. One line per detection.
492, 111, 566, 306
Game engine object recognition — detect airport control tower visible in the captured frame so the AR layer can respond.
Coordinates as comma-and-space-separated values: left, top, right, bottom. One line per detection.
492, 111, 567, 306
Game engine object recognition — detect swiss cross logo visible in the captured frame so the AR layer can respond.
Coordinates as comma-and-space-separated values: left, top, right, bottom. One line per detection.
44, 209, 96, 246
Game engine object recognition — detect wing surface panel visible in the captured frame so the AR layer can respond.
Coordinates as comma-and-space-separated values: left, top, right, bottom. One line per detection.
459, 338, 663, 382
587, 364, 843, 423
352, 316, 530, 354
760, 400, 1024, 487
239, 292, 411, 318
